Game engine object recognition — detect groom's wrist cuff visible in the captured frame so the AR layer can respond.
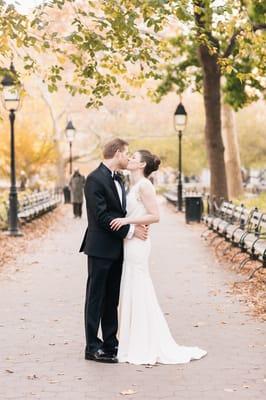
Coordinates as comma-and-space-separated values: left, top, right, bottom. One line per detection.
126, 224, 135, 239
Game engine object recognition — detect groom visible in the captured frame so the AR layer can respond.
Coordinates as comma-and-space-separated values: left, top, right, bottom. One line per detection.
80, 138, 148, 363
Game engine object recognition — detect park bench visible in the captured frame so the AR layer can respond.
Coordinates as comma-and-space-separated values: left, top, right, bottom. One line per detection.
164, 190, 178, 206
223, 205, 250, 246
238, 212, 266, 277
207, 201, 235, 241
201, 196, 223, 238
211, 204, 251, 248
18, 190, 61, 223
202, 199, 266, 279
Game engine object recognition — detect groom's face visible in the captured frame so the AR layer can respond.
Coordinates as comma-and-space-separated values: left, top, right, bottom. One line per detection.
117, 146, 130, 169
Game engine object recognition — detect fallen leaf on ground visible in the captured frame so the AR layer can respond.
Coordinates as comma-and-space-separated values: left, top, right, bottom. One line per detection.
0, 208, 65, 271
193, 322, 206, 327
208, 289, 220, 296
27, 374, 39, 380
120, 389, 137, 395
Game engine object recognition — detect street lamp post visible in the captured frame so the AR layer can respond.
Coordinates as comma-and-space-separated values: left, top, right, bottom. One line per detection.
1, 62, 22, 236
173, 101, 187, 212
65, 120, 76, 175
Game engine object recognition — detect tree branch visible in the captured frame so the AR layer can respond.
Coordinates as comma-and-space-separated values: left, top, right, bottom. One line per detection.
223, 29, 241, 58
253, 23, 266, 31
193, 1, 219, 52
224, 23, 266, 58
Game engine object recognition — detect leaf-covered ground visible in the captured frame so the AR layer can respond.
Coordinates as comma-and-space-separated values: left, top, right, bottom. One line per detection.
0, 206, 67, 270
229, 263, 266, 321
206, 232, 266, 321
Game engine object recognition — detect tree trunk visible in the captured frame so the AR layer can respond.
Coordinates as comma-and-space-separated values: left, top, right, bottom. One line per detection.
198, 45, 228, 201
222, 103, 243, 199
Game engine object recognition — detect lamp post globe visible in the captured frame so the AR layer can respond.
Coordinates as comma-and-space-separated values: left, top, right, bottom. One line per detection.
2, 62, 20, 112
1, 62, 22, 236
65, 120, 76, 175
173, 101, 187, 212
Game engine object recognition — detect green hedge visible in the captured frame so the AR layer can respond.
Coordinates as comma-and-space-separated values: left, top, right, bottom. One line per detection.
234, 192, 266, 213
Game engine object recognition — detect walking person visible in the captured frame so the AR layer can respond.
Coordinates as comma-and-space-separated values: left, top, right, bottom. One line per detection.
69, 169, 85, 218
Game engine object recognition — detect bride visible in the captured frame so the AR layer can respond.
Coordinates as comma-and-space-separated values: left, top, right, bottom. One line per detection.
110, 149, 207, 365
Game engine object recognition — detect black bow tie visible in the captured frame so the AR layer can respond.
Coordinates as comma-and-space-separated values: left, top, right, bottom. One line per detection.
112, 172, 120, 182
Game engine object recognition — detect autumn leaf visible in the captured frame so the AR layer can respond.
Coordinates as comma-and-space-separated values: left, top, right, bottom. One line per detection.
120, 389, 137, 395
27, 374, 39, 380
193, 321, 206, 327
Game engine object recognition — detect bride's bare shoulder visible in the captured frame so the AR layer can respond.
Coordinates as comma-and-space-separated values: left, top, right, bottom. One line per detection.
139, 178, 156, 193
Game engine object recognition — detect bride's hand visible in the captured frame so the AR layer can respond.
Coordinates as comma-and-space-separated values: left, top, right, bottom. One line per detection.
110, 218, 128, 231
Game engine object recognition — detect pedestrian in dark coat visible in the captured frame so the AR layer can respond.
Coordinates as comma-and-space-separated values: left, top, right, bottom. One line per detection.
69, 169, 85, 218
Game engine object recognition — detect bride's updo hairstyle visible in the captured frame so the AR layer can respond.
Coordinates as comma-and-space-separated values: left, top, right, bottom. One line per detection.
138, 150, 161, 177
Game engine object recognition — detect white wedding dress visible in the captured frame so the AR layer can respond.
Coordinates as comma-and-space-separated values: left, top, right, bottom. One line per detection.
118, 177, 207, 365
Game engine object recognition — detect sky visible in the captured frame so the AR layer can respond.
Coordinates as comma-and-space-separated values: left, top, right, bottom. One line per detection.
6, 0, 44, 14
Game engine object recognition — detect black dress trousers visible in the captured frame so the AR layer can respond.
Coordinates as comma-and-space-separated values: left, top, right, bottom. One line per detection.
85, 253, 123, 354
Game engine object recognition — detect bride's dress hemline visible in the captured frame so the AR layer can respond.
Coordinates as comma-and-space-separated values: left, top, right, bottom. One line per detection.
118, 348, 207, 365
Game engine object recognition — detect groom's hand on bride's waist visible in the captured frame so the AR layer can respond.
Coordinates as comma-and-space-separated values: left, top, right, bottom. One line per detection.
134, 224, 149, 241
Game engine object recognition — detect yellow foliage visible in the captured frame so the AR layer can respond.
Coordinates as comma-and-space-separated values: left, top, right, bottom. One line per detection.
0, 116, 58, 179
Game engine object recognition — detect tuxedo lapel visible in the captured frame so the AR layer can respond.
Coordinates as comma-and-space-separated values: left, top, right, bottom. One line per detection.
98, 163, 123, 210
111, 177, 123, 208
119, 178, 127, 211
114, 173, 127, 212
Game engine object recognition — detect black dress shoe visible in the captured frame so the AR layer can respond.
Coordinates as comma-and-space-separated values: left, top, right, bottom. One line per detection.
85, 349, 118, 363
103, 346, 118, 356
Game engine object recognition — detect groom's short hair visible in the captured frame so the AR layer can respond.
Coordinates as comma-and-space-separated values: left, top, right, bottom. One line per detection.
103, 138, 129, 159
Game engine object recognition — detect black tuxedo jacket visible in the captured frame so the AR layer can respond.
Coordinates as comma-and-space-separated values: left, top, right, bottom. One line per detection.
79, 163, 130, 260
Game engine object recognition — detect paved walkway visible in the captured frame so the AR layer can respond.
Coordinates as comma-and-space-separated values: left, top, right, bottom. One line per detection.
0, 200, 265, 400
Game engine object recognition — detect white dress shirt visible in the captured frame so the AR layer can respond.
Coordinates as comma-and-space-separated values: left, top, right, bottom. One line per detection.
103, 164, 135, 239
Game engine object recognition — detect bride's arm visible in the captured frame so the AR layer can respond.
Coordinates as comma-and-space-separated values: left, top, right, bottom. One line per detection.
110, 180, 160, 231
